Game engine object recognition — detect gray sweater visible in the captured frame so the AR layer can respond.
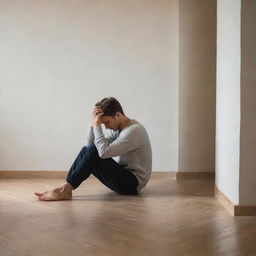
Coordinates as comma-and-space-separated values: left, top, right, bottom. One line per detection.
85, 119, 152, 192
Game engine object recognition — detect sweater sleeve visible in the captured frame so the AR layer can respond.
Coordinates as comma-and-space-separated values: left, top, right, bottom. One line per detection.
93, 125, 139, 159
85, 124, 117, 147
85, 125, 95, 147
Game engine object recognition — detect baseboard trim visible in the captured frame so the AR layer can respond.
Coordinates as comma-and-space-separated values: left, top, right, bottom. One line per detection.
214, 186, 235, 215
176, 172, 215, 180
214, 186, 256, 216
0, 171, 67, 179
0, 170, 176, 179
0, 171, 209, 180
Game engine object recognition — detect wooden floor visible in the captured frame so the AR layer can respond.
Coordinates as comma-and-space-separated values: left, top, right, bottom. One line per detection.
0, 172, 256, 256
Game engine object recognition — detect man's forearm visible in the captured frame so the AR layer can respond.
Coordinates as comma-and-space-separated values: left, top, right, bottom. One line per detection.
85, 124, 95, 147
92, 121, 101, 128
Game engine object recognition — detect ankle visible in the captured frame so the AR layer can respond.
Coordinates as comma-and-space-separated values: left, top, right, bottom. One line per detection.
60, 182, 73, 192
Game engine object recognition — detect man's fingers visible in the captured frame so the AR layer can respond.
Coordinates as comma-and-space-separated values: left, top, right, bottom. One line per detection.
92, 107, 104, 120
94, 111, 103, 115
94, 109, 103, 114
93, 107, 102, 112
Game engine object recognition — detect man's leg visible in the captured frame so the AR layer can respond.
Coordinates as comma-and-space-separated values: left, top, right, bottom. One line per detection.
65, 144, 105, 189
35, 144, 138, 200
91, 159, 139, 195
35, 145, 101, 201
66, 144, 139, 195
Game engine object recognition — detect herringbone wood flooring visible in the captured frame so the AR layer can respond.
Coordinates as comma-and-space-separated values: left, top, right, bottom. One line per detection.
0, 172, 256, 256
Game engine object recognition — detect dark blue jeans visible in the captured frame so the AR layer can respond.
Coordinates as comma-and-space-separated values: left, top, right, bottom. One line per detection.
66, 144, 139, 195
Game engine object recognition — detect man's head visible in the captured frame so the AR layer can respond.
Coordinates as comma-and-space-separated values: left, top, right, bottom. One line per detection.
95, 97, 126, 131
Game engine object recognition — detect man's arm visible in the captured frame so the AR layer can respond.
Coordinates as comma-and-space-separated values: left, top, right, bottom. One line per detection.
85, 106, 104, 147
85, 124, 95, 147
93, 125, 139, 159
85, 123, 116, 147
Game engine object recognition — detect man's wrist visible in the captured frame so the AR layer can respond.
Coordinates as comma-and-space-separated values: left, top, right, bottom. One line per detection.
92, 122, 101, 128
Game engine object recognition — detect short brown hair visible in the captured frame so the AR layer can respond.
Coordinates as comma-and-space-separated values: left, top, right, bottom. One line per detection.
95, 97, 125, 117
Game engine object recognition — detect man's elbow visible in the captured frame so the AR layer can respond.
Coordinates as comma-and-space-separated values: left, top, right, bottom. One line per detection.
98, 152, 109, 159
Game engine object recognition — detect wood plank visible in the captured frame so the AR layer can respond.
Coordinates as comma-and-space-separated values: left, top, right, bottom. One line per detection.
0, 174, 256, 256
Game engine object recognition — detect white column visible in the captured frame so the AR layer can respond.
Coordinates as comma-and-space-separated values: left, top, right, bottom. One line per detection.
216, 0, 241, 205
216, 0, 256, 206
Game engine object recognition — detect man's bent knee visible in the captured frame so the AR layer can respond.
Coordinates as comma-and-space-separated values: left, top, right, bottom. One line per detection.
83, 144, 100, 157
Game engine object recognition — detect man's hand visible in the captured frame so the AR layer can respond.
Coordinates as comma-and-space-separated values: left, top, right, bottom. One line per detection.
92, 106, 104, 128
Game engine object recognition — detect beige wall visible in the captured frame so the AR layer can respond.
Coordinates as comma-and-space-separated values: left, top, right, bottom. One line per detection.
240, 0, 256, 205
178, 0, 216, 172
0, 0, 179, 171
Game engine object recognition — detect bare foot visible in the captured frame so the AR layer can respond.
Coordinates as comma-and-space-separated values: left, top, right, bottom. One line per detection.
35, 182, 73, 201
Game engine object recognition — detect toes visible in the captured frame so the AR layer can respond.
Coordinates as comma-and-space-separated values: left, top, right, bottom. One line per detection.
35, 191, 47, 196
40, 195, 50, 201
